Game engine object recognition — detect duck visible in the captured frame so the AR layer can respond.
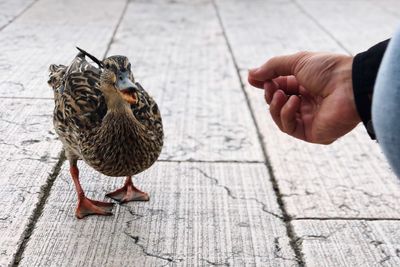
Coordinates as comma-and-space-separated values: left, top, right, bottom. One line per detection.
48, 47, 163, 219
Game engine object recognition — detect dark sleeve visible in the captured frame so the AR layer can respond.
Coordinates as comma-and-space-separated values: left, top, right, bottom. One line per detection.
352, 39, 390, 139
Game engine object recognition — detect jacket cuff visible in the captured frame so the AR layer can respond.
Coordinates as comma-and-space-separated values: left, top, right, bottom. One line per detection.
352, 39, 389, 139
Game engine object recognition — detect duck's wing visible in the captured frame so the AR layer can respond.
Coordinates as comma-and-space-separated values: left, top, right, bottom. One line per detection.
48, 51, 97, 93
52, 53, 107, 134
48, 64, 67, 92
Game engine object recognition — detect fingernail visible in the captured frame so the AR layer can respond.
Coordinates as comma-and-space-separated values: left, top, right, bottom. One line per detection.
248, 68, 259, 74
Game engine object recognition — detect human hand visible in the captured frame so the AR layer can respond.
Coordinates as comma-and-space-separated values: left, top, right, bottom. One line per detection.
248, 52, 361, 144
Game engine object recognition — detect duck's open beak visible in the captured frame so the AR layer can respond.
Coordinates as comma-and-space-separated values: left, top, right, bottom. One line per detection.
116, 71, 137, 92
116, 71, 138, 104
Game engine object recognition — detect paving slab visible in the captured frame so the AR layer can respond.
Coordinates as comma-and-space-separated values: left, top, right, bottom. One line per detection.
18, 162, 297, 267
0, 0, 127, 99
368, 0, 400, 17
216, 0, 400, 219
0, 98, 61, 266
293, 220, 400, 267
295, 0, 398, 54
0, 0, 36, 30
107, 0, 264, 162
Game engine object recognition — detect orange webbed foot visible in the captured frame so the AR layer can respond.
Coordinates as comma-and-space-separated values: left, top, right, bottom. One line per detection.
75, 197, 115, 219
106, 177, 149, 203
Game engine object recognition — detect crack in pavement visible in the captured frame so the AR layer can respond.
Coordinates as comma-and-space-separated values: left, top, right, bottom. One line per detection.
192, 167, 283, 220
123, 232, 183, 265
203, 249, 297, 266
201, 251, 242, 267
20, 139, 41, 145
296, 225, 344, 249
337, 203, 361, 217
292, 219, 400, 265
299, 234, 330, 240
359, 221, 394, 265
281, 189, 315, 198
126, 206, 145, 220
203, 259, 230, 266
0, 141, 20, 149
333, 185, 400, 214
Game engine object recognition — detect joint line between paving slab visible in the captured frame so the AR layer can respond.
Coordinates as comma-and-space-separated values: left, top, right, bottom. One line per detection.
211, 1, 305, 265
158, 159, 264, 164
291, 0, 351, 55
294, 217, 400, 221
0, 0, 40, 32
0, 96, 53, 100
102, 0, 130, 59
11, 151, 66, 267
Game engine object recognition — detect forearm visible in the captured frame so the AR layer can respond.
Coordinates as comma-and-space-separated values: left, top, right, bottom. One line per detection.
352, 39, 390, 139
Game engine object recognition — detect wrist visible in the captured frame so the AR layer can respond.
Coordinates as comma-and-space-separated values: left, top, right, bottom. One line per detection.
340, 56, 362, 125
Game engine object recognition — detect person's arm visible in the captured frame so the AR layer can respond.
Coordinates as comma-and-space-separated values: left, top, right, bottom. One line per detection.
352, 39, 390, 139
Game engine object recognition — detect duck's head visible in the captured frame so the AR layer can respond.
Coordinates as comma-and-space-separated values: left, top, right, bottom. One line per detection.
76, 47, 138, 104
101, 56, 138, 104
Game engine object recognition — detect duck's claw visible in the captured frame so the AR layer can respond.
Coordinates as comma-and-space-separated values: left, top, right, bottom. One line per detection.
75, 197, 114, 219
106, 177, 149, 203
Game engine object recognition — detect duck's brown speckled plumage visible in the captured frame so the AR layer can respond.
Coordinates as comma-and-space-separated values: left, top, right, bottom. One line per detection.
49, 50, 163, 218
49, 52, 163, 177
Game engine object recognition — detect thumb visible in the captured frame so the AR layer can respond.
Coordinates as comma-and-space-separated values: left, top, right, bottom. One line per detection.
249, 52, 309, 82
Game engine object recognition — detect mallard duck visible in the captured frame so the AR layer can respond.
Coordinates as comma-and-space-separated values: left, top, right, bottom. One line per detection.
48, 47, 163, 219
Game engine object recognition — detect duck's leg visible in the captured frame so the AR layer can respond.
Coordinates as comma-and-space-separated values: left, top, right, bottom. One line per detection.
69, 159, 114, 219
106, 176, 149, 203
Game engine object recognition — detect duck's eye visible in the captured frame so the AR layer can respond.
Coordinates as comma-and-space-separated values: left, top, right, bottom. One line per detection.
105, 64, 110, 69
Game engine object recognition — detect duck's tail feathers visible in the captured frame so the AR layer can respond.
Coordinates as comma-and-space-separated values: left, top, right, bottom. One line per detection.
48, 64, 67, 90
76, 47, 104, 68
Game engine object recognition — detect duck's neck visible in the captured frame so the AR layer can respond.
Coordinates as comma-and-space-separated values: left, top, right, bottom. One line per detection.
101, 83, 131, 113
100, 83, 146, 137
